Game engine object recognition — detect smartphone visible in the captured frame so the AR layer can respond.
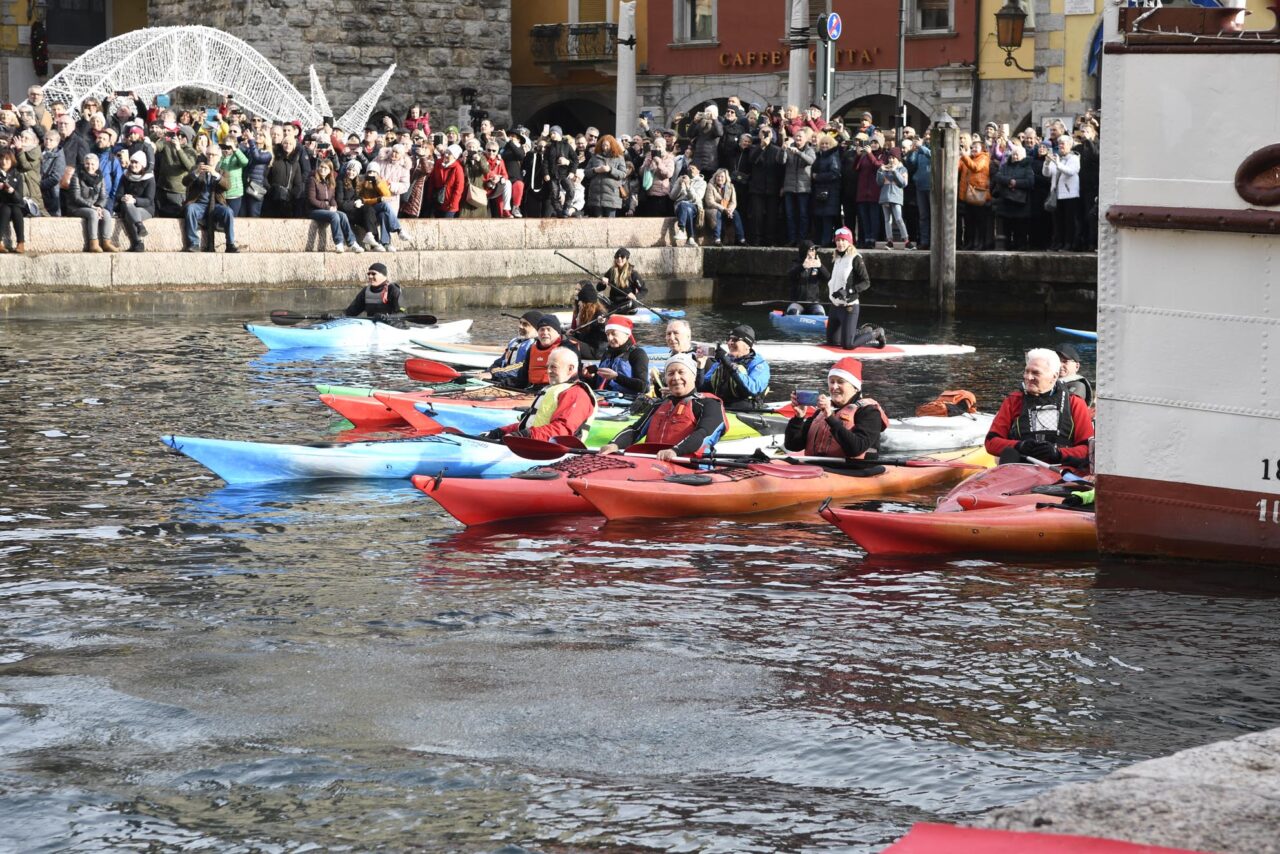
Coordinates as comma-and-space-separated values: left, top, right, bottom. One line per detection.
542, 124, 550, 136
205, 108, 219, 125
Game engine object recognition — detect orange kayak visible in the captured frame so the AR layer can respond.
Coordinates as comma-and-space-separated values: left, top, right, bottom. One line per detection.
568, 447, 994, 521
820, 502, 1095, 556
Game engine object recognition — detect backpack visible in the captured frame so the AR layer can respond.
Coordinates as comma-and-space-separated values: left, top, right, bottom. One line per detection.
915, 389, 978, 418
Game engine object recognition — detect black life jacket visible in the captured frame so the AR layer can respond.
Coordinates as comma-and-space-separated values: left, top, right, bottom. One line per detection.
1011, 383, 1075, 445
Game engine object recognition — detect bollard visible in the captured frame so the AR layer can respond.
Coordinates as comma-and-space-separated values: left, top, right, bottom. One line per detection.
930, 113, 959, 317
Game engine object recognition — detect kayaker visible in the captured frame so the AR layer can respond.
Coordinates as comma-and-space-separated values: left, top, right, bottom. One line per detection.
600, 247, 647, 314
599, 354, 727, 462
569, 280, 608, 359
699, 324, 771, 412
1055, 343, 1095, 406
483, 309, 541, 374
343, 262, 404, 322
664, 318, 699, 358
482, 347, 597, 442
584, 314, 650, 398
783, 357, 888, 460
826, 227, 885, 350
985, 347, 1094, 473
786, 240, 829, 316
491, 314, 578, 389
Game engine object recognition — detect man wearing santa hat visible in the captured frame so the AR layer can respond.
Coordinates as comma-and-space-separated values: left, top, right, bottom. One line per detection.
783, 357, 889, 459
584, 314, 651, 397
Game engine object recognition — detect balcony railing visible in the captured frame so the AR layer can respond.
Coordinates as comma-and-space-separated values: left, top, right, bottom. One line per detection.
530, 22, 619, 66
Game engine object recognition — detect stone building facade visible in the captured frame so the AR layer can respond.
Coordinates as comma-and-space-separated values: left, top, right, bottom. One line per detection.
146, 0, 512, 127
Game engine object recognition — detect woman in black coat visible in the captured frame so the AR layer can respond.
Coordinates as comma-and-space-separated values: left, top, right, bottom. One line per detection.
991, 146, 1036, 250
786, 240, 830, 314
115, 151, 156, 251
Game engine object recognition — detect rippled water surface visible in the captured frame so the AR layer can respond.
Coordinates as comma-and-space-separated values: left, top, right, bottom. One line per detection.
2, 308, 1278, 852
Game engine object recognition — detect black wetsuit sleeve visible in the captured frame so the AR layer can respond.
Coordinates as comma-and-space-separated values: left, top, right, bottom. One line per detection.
385, 283, 404, 314
671, 397, 726, 456
827, 405, 883, 458
631, 270, 648, 300
343, 292, 365, 317
609, 410, 651, 450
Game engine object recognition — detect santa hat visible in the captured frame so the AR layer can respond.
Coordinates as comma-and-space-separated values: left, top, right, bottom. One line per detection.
828, 357, 863, 390
605, 315, 635, 338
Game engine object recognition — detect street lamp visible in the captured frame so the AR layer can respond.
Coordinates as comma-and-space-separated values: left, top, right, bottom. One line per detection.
995, 0, 1043, 74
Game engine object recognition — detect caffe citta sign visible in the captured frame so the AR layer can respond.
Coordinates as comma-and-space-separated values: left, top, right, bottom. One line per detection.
718, 47, 881, 68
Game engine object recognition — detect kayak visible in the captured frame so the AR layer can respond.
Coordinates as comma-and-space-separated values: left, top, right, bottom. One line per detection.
317, 383, 537, 430
403, 338, 976, 369
161, 433, 558, 485
414, 401, 789, 447
818, 463, 1096, 555
568, 446, 994, 520
882, 822, 1202, 853
414, 452, 674, 526
1054, 326, 1097, 341
768, 310, 828, 333
245, 317, 472, 351
551, 307, 685, 326
772, 403, 995, 454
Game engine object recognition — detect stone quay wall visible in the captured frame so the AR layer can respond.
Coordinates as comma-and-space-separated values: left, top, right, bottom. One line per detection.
146, 0, 512, 126
0, 216, 1098, 320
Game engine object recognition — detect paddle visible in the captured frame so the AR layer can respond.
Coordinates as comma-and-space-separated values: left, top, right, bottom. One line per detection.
501, 436, 816, 476
741, 299, 897, 309
404, 357, 489, 384
269, 309, 438, 326
705, 451, 988, 470
553, 250, 679, 322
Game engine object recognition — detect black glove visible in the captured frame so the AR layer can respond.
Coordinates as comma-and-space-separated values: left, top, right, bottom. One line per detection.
1016, 440, 1058, 461
714, 343, 731, 364
369, 313, 387, 323
832, 288, 848, 302
481, 428, 506, 441
319, 312, 334, 321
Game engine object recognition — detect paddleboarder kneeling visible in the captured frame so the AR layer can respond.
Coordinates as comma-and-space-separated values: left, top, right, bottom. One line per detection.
784, 357, 889, 460
482, 348, 597, 442
344, 263, 405, 325
600, 354, 728, 462
826, 228, 885, 350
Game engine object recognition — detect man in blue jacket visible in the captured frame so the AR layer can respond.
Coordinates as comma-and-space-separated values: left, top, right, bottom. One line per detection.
699, 324, 771, 412
902, 134, 931, 250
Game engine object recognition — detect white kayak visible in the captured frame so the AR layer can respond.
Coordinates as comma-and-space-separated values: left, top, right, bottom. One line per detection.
880, 412, 995, 454
247, 317, 472, 351
551, 307, 685, 326
404, 337, 975, 369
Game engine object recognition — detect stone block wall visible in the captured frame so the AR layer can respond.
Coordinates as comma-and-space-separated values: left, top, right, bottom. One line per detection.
146, 0, 512, 127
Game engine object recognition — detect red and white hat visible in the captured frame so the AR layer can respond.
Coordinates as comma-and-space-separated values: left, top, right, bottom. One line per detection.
828, 357, 863, 390
833, 226, 854, 243
605, 315, 635, 338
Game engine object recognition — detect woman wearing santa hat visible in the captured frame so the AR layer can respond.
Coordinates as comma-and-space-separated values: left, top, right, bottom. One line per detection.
585, 314, 651, 397
784, 357, 889, 459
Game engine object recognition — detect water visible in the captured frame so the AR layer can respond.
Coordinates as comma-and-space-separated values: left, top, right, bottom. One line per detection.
2, 308, 1278, 852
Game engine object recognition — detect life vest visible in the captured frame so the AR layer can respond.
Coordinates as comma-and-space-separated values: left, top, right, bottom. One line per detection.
915, 389, 978, 418
596, 343, 638, 394
499, 336, 533, 369
708, 352, 769, 407
804, 397, 890, 458
525, 338, 560, 386
360, 283, 391, 311
1064, 375, 1095, 407
640, 393, 727, 456
518, 380, 597, 438
1010, 384, 1075, 445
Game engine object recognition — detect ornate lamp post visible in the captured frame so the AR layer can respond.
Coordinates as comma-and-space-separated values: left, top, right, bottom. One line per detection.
995, 0, 1043, 74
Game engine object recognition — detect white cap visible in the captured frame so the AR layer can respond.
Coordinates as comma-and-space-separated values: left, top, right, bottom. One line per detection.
665, 353, 698, 377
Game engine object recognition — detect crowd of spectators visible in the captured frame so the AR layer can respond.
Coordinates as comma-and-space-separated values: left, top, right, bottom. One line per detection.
0, 85, 1100, 255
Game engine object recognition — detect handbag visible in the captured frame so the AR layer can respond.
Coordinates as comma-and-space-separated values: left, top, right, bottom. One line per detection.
463, 182, 487, 208
244, 179, 267, 200
435, 186, 446, 205
964, 184, 989, 206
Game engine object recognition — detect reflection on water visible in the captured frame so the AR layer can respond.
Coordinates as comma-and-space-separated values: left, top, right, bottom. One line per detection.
1, 312, 1276, 852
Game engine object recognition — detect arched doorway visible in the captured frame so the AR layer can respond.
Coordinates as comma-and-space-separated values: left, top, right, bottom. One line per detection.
833, 95, 929, 135
524, 99, 617, 136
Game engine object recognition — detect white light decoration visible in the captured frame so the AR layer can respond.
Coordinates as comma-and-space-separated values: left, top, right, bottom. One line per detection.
31, 26, 395, 131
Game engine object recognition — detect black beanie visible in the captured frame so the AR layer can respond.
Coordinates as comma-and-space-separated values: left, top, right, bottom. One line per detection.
520, 309, 543, 325
614, 247, 631, 260
537, 314, 564, 335
576, 280, 600, 303
730, 324, 756, 346
367, 262, 388, 276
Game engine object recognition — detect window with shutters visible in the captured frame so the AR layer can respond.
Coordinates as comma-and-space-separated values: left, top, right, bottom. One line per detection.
909, 0, 952, 33
578, 0, 608, 22
674, 0, 717, 43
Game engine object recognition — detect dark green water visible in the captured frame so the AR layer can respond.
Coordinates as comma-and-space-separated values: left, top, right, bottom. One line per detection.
1, 308, 1277, 852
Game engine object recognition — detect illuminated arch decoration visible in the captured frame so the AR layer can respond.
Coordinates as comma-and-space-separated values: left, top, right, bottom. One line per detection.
34, 26, 394, 130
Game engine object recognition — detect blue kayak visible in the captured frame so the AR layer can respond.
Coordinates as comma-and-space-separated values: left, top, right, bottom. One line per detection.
162, 433, 549, 485
768, 310, 828, 333
1054, 326, 1097, 341
245, 317, 473, 351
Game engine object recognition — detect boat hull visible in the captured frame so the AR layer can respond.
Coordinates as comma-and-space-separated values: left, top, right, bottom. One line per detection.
821, 503, 1096, 556
768, 310, 828, 333
245, 317, 472, 351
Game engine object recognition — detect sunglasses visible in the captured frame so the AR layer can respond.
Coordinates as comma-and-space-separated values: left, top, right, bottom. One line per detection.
366, 272, 380, 277
726, 336, 745, 343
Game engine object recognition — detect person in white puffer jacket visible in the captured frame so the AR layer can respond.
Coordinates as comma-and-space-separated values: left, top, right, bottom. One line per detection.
1042, 136, 1081, 251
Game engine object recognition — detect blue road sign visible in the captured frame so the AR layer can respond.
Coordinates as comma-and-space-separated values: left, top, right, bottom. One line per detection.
825, 12, 843, 41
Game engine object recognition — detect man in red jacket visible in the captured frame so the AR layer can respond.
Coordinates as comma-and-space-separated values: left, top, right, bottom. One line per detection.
985, 348, 1094, 473
485, 348, 597, 443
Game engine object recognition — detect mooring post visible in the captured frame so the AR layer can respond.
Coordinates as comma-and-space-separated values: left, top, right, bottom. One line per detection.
930, 113, 958, 318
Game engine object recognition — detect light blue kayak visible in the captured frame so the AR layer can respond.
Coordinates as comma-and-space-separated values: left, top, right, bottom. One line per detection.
1054, 326, 1097, 341
161, 433, 551, 485
245, 317, 473, 351
768, 310, 828, 333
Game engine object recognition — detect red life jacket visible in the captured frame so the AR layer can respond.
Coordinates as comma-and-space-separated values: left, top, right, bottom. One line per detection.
525, 337, 560, 386
804, 397, 889, 458
643, 393, 726, 455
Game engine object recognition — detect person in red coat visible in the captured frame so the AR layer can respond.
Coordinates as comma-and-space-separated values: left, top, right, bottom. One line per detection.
427, 143, 465, 218
484, 348, 597, 443
985, 348, 1094, 474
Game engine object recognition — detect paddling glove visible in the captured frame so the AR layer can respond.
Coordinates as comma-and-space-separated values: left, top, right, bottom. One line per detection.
481, 428, 506, 441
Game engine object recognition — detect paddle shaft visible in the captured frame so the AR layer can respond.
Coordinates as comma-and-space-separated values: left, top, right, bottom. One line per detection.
741, 299, 897, 309
553, 250, 676, 321
269, 309, 437, 326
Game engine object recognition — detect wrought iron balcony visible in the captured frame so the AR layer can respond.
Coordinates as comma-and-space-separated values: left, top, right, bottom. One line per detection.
530, 22, 619, 70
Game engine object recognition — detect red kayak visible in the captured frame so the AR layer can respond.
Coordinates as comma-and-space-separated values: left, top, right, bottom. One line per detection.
322, 387, 536, 430
883, 822, 1205, 853
935, 462, 1068, 511
413, 453, 684, 526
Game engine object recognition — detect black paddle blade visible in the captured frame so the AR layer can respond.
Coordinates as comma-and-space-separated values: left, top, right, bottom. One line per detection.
402, 314, 438, 326
268, 309, 315, 326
